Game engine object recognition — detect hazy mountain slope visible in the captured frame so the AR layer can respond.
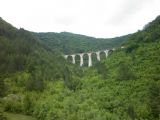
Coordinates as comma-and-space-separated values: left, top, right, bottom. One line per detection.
35, 32, 130, 54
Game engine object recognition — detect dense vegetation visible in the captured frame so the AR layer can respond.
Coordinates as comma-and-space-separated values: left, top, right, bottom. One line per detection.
0, 17, 68, 119
4, 112, 36, 120
35, 32, 129, 54
0, 15, 160, 120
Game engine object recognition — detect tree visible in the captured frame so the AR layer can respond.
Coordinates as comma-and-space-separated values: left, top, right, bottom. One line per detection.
127, 105, 136, 120
23, 94, 34, 115
95, 62, 108, 79
149, 81, 160, 119
117, 62, 135, 81
0, 76, 6, 97
25, 74, 45, 92
63, 66, 81, 91
0, 110, 7, 120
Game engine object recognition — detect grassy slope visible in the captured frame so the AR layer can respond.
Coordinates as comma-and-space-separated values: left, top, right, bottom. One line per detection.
4, 113, 36, 120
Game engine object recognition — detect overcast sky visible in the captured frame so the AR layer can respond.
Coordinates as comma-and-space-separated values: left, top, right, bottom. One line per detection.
0, 0, 160, 38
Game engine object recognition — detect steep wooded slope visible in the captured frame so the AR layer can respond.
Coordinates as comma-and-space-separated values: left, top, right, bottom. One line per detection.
0, 17, 66, 90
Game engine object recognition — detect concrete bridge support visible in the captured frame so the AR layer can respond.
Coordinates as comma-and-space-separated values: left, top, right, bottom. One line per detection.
71, 55, 76, 64
104, 50, 109, 58
88, 53, 92, 67
79, 54, 84, 66
64, 55, 68, 60
96, 51, 101, 61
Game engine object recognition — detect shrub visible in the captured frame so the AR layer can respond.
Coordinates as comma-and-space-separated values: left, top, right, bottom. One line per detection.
25, 75, 45, 92
0, 111, 7, 120
3, 94, 22, 113
0, 77, 6, 97
23, 93, 34, 115
149, 81, 160, 119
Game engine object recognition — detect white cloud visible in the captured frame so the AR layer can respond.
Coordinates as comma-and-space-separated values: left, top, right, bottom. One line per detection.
0, 0, 160, 38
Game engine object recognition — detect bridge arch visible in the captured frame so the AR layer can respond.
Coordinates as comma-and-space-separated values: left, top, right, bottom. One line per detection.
66, 55, 72, 63
92, 52, 98, 65
75, 55, 80, 65
83, 53, 89, 67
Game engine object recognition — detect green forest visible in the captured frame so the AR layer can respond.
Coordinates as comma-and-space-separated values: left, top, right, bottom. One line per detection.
0, 15, 160, 120
35, 32, 129, 54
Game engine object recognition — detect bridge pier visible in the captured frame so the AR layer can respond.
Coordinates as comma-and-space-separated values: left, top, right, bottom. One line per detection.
64, 55, 68, 59
71, 55, 76, 64
79, 54, 84, 66
88, 53, 92, 67
96, 51, 101, 61
104, 50, 109, 58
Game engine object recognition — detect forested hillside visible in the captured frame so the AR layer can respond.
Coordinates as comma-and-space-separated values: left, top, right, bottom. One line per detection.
0, 17, 69, 119
35, 32, 129, 54
0, 15, 160, 120
31, 16, 160, 120
0, 17, 68, 81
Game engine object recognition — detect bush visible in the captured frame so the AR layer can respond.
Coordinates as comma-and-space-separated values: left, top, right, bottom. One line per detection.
127, 105, 136, 120
0, 77, 6, 97
0, 111, 7, 120
3, 94, 22, 113
23, 93, 34, 115
25, 75, 45, 92
149, 81, 160, 119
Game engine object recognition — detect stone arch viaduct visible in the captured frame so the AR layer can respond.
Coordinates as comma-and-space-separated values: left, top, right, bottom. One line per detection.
64, 48, 115, 67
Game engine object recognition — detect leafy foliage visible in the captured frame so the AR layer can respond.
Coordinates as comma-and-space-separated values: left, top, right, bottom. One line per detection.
0, 17, 67, 92
0, 76, 6, 97
149, 81, 160, 119
35, 32, 130, 54
0, 110, 7, 120
0, 15, 160, 120
116, 62, 136, 81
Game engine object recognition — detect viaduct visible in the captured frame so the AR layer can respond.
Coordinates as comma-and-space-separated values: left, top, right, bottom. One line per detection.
64, 48, 115, 67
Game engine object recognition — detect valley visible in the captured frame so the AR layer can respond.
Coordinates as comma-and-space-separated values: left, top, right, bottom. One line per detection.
0, 15, 160, 120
